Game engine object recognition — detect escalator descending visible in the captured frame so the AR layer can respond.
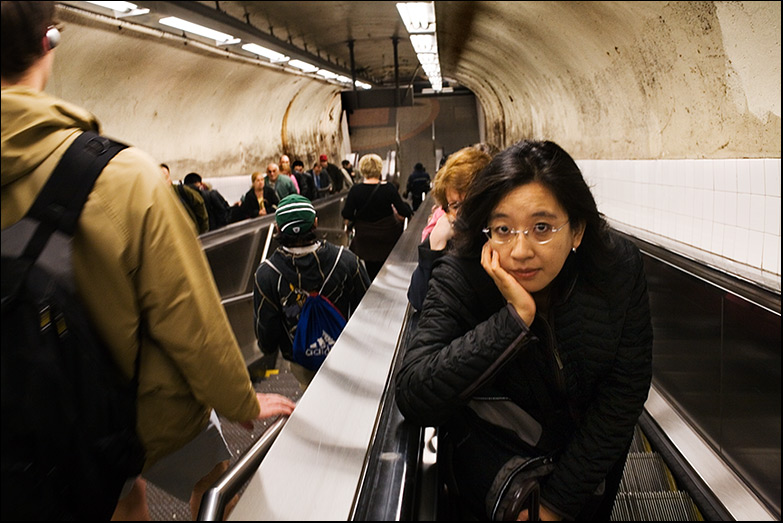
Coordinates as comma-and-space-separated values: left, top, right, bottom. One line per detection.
611, 425, 704, 521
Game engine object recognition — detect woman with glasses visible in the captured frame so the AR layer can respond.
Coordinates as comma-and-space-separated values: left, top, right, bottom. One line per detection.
407, 145, 494, 311
395, 140, 653, 521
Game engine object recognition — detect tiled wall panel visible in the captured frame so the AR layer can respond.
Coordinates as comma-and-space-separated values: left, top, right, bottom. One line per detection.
581, 158, 781, 292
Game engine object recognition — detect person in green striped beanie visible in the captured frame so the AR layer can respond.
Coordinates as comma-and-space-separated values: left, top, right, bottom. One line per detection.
254, 194, 372, 389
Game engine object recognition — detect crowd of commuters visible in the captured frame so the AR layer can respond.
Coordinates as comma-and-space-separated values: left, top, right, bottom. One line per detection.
2, 2, 654, 520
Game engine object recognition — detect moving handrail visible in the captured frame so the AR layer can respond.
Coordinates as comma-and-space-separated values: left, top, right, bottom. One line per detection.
197, 415, 289, 521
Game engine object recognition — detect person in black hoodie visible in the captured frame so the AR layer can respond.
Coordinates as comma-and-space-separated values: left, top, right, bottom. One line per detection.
395, 140, 653, 521
403, 162, 431, 211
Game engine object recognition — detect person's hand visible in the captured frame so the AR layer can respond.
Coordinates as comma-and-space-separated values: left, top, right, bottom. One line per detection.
259, 207, 267, 216
239, 393, 296, 430
429, 212, 454, 251
481, 242, 536, 326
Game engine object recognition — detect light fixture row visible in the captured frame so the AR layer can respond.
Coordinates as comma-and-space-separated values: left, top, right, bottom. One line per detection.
396, 1, 442, 92
85, 1, 371, 89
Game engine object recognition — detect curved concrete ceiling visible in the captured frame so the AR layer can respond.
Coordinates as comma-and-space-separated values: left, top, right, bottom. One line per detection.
191, 0, 782, 158
53, 1, 780, 176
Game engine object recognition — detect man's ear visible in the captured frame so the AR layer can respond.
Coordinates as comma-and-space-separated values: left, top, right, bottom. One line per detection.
313, 217, 319, 229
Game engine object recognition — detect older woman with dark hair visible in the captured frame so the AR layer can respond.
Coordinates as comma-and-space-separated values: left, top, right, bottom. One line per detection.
395, 140, 653, 521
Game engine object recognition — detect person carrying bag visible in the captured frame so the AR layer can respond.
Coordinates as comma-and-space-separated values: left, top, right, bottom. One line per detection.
342, 154, 412, 279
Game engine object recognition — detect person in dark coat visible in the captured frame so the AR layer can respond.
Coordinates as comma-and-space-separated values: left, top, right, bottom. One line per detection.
237, 171, 279, 221
403, 162, 431, 211
341, 153, 412, 280
395, 140, 653, 521
319, 153, 344, 193
254, 195, 371, 390
183, 172, 230, 231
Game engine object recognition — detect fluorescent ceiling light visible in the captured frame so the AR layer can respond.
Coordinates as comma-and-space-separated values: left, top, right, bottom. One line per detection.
335, 75, 353, 84
355, 80, 372, 90
416, 52, 439, 65
410, 34, 437, 54
288, 59, 319, 73
87, 1, 139, 12
159, 16, 236, 44
317, 69, 339, 79
241, 43, 289, 63
398, 2, 442, 93
396, 2, 436, 33
422, 63, 441, 76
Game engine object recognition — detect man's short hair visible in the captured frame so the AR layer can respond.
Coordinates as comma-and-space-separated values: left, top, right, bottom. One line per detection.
1, 1, 57, 81
292, 160, 304, 169
183, 172, 202, 185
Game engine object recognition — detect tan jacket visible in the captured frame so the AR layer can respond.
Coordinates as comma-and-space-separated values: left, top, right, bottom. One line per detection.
1, 86, 259, 467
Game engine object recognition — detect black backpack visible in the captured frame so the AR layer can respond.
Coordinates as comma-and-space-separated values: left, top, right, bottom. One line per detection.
1, 131, 146, 520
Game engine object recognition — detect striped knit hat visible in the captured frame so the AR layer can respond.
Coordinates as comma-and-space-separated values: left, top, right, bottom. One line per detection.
275, 194, 316, 235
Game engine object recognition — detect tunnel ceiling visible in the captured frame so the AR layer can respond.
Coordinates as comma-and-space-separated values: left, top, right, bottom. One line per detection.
59, 1, 780, 158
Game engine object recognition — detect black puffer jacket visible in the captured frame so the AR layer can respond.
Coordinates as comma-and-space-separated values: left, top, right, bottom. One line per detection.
395, 233, 653, 519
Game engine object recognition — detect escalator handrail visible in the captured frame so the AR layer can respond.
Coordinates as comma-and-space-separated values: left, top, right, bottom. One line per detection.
197, 415, 289, 521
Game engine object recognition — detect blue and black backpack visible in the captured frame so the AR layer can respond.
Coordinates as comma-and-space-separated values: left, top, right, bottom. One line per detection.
265, 246, 347, 371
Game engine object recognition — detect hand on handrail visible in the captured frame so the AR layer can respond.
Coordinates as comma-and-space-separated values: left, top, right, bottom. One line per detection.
239, 393, 296, 430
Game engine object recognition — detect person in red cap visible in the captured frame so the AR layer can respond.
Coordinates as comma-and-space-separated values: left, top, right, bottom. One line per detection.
319, 153, 344, 193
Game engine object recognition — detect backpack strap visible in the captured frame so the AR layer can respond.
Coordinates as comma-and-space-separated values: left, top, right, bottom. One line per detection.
264, 245, 344, 295
263, 257, 283, 276
318, 246, 344, 294
23, 131, 127, 263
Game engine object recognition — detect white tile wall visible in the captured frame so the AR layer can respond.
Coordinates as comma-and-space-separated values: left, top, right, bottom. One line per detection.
581, 158, 781, 293
203, 175, 253, 207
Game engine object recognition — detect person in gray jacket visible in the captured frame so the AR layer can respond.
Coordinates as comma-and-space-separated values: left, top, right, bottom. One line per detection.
395, 140, 653, 521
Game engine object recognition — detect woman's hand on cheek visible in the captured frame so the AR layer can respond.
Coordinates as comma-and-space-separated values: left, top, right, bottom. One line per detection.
481, 242, 536, 326
429, 213, 454, 250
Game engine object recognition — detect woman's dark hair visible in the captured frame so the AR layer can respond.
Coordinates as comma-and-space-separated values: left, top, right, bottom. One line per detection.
1, 1, 56, 81
453, 140, 612, 268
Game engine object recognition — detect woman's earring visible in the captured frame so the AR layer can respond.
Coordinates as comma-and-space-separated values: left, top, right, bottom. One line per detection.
572, 247, 577, 253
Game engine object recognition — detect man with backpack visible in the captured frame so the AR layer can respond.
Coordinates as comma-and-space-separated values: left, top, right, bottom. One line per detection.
254, 194, 371, 390
1, 3, 295, 520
